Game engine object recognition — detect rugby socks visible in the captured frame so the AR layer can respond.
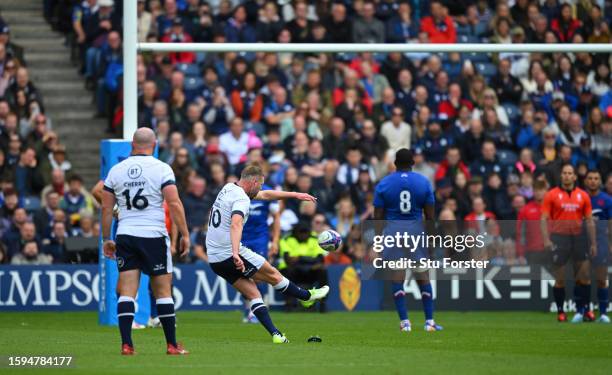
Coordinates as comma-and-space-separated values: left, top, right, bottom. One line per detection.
273, 277, 311, 301
553, 287, 565, 313
419, 283, 434, 321
117, 296, 135, 346
250, 298, 280, 336
391, 282, 408, 321
156, 297, 177, 346
598, 288, 609, 316
574, 284, 590, 314
149, 288, 158, 319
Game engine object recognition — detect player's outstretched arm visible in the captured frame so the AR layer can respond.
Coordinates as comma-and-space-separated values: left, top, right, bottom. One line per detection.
254, 190, 316, 202
163, 184, 190, 257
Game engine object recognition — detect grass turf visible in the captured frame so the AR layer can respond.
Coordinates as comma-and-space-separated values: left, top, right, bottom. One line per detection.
1, 311, 611, 375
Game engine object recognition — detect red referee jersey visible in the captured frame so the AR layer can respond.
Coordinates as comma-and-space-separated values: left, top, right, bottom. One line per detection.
541, 186, 592, 235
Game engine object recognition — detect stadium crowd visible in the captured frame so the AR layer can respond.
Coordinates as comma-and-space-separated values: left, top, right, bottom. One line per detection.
0, 11, 100, 266
1, 0, 611, 271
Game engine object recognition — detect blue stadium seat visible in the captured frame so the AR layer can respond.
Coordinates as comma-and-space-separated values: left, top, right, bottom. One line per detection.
184, 77, 203, 92
502, 103, 520, 122
458, 35, 480, 44
443, 63, 462, 78
462, 52, 490, 63
476, 62, 497, 78
177, 63, 201, 78
23, 196, 41, 213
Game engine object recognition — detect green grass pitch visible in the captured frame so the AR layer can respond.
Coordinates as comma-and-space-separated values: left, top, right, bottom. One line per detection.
1, 311, 611, 374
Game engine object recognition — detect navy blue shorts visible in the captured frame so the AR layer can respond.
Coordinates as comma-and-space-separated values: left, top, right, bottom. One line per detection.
551, 233, 589, 266
115, 235, 172, 276
209, 246, 266, 284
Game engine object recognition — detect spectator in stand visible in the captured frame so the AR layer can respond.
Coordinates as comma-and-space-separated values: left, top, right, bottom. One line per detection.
420, 0, 456, 44
490, 58, 524, 105
33, 191, 60, 237
435, 146, 471, 185
380, 106, 411, 152
6, 67, 44, 113
286, 0, 313, 43
42, 221, 68, 263
161, 18, 196, 64
14, 147, 45, 201
0, 189, 18, 237
324, 2, 352, 43
219, 117, 249, 169
181, 176, 212, 232
5, 220, 39, 259
11, 240, 52, 265
386, 1, 419, 44
59, 174, 95, 226
204, 86, 235, 135
352, 1, 385, 43
551, 3, 581, 43
331, 196, 359, 238
470, 140, 506, 179
40, 169, 67, 206
337, 146, 376, 187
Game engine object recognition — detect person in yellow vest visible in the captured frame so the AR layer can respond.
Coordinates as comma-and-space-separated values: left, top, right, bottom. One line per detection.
279, 221, 328, 312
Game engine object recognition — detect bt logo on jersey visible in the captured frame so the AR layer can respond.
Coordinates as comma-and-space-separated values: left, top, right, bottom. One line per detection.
127, 165, 143, 179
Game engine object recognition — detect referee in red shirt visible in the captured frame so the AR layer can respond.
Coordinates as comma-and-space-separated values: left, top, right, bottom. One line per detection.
541, 164, 596, 323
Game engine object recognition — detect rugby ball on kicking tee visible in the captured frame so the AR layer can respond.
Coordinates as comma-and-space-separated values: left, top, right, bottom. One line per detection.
318, 229, 342, 252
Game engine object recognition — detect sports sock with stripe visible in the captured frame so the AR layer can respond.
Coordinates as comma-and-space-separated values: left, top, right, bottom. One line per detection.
273, 277, 311, 301
117, 296, 135, 346
156, 297, 177, 346
391, 282, 408, 321
250, 298, 280, 335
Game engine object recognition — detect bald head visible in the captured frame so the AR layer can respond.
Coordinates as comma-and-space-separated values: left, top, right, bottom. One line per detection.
132, 128, 156, 154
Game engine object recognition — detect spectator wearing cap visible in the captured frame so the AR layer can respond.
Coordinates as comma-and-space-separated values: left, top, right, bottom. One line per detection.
0, 20, 24, 64
11, 240, 51, 265
380, 106, 411, 152
417, 119, 452, 164
420, 0, 456, 44
161, 18, 196, 64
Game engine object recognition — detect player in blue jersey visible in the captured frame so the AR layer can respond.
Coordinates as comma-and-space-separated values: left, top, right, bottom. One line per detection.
240, 185, 281, 323
373, 148, 442, 332
585, 170, 612, 323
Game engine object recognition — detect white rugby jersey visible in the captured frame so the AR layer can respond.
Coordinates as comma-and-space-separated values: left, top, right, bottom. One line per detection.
103, 155, 175, 238
205, 183, 251, 263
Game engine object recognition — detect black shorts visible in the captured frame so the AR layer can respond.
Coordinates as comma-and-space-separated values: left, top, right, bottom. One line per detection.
210, 255, 259, 285
115, 234, 172, 276
550, 233, 589, 266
